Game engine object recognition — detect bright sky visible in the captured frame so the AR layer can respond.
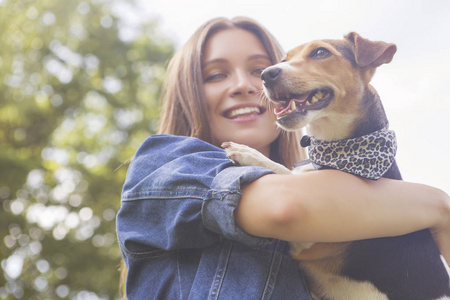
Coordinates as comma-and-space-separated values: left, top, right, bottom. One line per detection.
136, 0, 450, 195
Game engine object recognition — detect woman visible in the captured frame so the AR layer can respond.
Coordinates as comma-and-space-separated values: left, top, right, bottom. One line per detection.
116, 17, 450, 299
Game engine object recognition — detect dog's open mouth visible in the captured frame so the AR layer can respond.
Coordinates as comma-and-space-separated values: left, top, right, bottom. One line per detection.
272, 88, 334, 118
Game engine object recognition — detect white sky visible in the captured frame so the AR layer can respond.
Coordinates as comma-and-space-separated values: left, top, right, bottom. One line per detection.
135, 0, 450, 195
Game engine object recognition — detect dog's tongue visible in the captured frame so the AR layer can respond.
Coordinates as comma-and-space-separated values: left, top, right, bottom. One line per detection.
292, 93, 309, 103
274, 94, 308, 115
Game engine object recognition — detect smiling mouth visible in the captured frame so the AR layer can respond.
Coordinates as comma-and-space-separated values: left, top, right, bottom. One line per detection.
272, 88, 334, 118
223, 106, 265, 119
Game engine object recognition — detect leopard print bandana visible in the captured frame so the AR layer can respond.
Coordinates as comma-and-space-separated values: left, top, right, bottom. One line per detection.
295, 128, 397, 180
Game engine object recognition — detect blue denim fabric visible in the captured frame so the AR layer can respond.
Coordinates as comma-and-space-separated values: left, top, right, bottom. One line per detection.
117, 134, 312, 299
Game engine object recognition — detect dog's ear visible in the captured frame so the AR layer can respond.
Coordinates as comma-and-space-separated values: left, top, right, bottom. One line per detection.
345, 32, 397, 68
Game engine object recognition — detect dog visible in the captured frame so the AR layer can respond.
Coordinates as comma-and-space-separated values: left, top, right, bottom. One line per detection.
222, 32, 450, 300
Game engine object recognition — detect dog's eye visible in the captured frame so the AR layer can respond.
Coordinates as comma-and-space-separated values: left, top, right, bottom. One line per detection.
310, 48, 331, 59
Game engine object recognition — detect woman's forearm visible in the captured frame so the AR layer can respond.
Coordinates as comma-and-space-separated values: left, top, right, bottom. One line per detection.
236, 170, 450, 243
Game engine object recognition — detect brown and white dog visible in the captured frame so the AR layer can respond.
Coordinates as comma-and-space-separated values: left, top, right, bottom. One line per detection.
223, 33, 450, 300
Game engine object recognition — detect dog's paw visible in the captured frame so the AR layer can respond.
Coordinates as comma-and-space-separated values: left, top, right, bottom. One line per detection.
290, 241, 315, 256
221, 142, 267, 166
222, 142, 291, 174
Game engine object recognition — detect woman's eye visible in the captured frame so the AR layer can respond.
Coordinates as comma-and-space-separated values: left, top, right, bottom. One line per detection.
253, 67, 265, 76
310, 48, 331, 59
204, 73, 226, 82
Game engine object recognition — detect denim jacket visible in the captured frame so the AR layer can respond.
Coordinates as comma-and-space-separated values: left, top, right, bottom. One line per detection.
116, 134, 312, 299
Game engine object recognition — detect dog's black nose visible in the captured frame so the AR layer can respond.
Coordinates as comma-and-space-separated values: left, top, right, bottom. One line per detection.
261, 67, 282, 87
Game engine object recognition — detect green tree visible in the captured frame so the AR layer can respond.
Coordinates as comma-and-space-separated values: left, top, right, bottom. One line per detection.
0, 0, 173, 298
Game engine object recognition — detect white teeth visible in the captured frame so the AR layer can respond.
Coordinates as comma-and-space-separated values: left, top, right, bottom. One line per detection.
308, 90, 325, 104
227, 107, 261, 119
314, 90, 323, 100
290, 101, 296, 111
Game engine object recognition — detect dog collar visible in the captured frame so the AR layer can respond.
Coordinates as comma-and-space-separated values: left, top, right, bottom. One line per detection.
295, 128, 397, 180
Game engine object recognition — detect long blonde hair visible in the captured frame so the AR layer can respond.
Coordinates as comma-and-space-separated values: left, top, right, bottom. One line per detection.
120, 16, 306, 298
158, 16, 305, 167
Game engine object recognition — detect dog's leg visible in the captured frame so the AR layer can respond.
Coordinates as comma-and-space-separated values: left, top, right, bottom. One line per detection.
222, 142, 292, 174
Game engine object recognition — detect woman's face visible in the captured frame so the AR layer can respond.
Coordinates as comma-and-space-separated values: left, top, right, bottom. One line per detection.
201, 28, 281, 157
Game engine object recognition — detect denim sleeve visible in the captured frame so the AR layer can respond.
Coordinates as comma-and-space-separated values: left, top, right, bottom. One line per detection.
117, 135, 275, 255
202, 166, 276, 247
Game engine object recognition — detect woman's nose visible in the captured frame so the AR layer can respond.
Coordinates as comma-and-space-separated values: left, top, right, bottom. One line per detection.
230, 71, 257, 96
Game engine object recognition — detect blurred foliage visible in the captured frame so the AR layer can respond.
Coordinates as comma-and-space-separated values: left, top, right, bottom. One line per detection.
0, 0, 174, 298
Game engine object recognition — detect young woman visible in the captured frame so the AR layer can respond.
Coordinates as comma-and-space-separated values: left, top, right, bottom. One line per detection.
116, 17, 450, 299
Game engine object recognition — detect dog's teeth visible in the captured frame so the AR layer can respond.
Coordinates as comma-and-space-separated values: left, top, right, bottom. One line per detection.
311, 96, 319, 103
315, 91, 323, 99
291, 101, 296, 111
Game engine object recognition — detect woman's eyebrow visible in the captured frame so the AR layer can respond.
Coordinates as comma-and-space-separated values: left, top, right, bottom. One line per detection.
249, 54, 271, 61
202, 58, 227, 69
202, 54, 271, 69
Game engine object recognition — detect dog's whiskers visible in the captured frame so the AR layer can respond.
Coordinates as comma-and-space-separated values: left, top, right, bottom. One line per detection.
256, 89, 271, 110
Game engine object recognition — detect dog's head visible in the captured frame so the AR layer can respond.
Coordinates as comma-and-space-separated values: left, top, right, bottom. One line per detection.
262, 32, 396, 140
